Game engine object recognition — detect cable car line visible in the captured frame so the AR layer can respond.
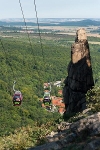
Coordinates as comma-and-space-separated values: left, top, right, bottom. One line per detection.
18, 0, 46, 103
33, 0, 52, 106
18, 0, 44, 78
0, 38, 15, 80
19, 0, 45, 61
0, 0, 51, 107
18, 0, 36, 61
33, 0, 45, 61
0, 38, 23, 106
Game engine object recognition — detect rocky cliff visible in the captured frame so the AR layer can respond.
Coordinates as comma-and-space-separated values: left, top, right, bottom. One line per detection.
29, 111, 100, 150
63, 28, 94, 113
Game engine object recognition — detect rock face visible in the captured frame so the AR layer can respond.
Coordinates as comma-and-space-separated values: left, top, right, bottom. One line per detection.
63, 28, 94, 113
28, 112, 100, 150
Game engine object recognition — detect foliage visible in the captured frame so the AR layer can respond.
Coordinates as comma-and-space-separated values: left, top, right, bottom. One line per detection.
0, 122, 57, 150
86, 86, 100, 112
0, 25, 100, 149
0, 30, 67, 137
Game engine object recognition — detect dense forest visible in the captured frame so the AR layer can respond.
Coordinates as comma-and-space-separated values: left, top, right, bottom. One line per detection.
0, 31, 71, 136
0, 27, 100, 149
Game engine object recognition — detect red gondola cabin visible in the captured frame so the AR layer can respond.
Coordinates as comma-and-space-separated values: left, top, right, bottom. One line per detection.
13, 91, 23, 106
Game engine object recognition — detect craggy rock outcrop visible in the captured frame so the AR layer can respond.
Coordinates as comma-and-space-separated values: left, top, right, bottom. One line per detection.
83, 138, 100, 150
63, 28, 94, 113
28, 112, 100, 150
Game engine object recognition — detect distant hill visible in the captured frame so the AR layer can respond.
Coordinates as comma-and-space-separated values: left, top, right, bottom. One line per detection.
0, 18, 100, 26
59, 19, 100, 26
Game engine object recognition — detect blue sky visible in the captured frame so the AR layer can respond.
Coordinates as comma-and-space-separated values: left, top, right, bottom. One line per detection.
0, 0, 100, 19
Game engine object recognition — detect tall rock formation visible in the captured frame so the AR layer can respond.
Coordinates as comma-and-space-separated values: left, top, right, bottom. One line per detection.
63, 28, 94, 113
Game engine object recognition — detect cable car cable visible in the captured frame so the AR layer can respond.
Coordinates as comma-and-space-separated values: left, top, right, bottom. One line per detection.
33, 0, 52, 106
0, 38, 23, 107
18, 0, 45, 105
18, 0, 52, 107
0, 38, 16, 80
18, 0, 37, 64
18, 0, 45, 82
33, 0, 45, 61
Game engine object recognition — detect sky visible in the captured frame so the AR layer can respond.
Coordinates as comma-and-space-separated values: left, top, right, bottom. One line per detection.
0, 0, 100, 19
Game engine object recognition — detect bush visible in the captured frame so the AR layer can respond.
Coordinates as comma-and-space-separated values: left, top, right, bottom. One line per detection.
86, 86, 100, 112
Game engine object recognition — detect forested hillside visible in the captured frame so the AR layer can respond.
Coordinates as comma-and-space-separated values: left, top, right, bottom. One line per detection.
0, 31, 71, 136
0, 29, 100, 149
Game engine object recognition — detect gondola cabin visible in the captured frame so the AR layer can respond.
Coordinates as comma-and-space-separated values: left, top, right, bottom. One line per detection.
43, 91, 51, 105
13, 91, 23, 106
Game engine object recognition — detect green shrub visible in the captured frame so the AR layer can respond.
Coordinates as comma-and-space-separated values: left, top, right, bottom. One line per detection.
86, 86, 100, 112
